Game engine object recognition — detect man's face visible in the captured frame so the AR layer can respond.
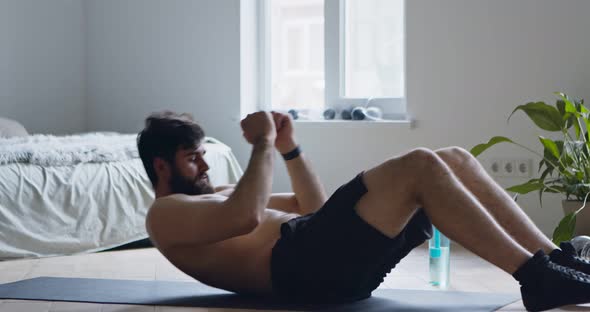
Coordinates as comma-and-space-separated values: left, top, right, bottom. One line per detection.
167, 144, 215, 195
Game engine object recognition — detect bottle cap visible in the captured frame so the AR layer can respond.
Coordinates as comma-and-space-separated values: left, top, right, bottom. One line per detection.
430, 247, 441, 258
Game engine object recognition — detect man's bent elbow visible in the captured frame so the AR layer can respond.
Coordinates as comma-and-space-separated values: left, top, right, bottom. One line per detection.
223, 198, 262, 234
240, 214, 260, 235
224, 201, 260, 235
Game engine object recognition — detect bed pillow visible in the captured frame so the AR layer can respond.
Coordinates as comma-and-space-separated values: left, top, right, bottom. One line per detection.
0, 117, 28, 138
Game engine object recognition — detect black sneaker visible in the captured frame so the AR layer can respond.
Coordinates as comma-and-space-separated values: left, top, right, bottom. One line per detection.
549, 241, 590, 275
513, 250, 590, 311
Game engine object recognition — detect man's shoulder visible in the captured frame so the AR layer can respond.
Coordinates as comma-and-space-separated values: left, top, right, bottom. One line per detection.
152, 193, 227, 208
214, 184, 236, 192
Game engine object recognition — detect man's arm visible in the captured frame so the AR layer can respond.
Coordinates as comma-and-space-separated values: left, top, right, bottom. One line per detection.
146, 112, 276, 250
214, 185, 300, 214
224, 138, 274, 222
146, 194, 256, 250
281, 148, 327, 215
267, 193, 300, 214
214, 184, 235, 193
272, 112, 327, 215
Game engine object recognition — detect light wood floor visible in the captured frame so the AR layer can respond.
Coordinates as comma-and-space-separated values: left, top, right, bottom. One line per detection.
1, 243, 589, 312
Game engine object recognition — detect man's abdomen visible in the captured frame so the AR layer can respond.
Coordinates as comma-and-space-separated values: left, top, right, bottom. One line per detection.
164, 208, 298, 295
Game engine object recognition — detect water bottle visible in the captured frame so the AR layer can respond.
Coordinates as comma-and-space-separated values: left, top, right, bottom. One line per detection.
429, 226, 451, 288
571, 236, 590, 259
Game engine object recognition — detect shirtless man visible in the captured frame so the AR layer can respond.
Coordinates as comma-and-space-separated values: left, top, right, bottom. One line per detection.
137, 110, 590, 311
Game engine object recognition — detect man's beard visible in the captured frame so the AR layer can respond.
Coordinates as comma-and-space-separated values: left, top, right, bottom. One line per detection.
169, 166, 215, 195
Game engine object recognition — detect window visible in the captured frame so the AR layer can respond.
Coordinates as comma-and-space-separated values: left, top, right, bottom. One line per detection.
260, 0, 406, 120
344, 0, 404, 98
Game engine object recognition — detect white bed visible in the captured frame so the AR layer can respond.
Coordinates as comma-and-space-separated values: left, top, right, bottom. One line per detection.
0, 133, 243, 260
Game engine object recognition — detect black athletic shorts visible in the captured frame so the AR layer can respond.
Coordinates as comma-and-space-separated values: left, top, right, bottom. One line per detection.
270, 172, 433, 303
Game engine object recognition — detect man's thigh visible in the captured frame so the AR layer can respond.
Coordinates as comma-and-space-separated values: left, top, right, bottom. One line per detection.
354, 152, 423, 238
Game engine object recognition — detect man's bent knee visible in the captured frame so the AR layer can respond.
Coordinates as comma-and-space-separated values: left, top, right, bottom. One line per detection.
371, 148, 446, 194
435, 146, 476, 170
376, 148, 434, 176
435, 146, 471, 158
405, 147, 445, 170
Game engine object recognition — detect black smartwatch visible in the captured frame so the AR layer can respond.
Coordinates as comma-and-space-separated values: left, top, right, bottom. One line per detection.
282, 145, 301, 161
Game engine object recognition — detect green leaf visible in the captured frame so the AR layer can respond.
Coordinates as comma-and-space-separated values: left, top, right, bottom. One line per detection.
538, 159, 545, 173
538, 188, 545, 207
566, 101, 578, 114
563, 154, 575, 171
556, 100, 566, 116
540, 166, 553, 181
575, 98, 589, 113
556, 140, 565, 154
552, 212, 577, 245
573, 115, 581, 138
506, 179, 544, 194
565, 184, 590, 199
555, 92, 578, 114
564, 113, 575, 130
546, 184, 566, 193
470, 136, 514, 157
508, 102, 563, 131
539, 136, 560, 159
543, 145, 558, 165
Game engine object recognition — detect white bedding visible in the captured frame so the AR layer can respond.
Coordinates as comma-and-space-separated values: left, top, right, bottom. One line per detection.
0, 135, 243, 260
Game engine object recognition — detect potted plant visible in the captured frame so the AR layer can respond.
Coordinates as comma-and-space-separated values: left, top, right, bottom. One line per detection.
470, 92, 590, 244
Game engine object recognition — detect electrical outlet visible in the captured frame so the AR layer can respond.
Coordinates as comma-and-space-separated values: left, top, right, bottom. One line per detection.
514, 158, 532, 177
489, 158, 507, 177
488, 158, 532, 177
490, 159, 501, 174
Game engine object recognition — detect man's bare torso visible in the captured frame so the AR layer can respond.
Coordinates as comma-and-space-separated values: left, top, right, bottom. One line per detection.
156, 192, 301, 296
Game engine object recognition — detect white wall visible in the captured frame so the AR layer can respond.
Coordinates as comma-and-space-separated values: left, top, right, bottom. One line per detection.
0, 0, 86, 134
84, 0, 590, 235
86, 0, 245, 153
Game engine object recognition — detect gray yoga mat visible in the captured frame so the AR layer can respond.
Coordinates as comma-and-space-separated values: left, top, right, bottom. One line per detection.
0, 277, 519, 311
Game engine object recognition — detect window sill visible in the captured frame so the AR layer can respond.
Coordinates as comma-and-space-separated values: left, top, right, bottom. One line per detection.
293, 118, 415, 128
231, 116, 415, 128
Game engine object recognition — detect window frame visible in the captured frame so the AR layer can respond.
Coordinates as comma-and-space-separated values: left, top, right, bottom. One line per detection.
258, 0, 407, 120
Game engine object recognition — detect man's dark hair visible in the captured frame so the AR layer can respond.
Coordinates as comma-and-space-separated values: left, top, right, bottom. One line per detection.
137, 111, 205, 188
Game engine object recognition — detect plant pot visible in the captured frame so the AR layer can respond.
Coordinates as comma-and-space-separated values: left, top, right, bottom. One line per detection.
562, 200, 590, 236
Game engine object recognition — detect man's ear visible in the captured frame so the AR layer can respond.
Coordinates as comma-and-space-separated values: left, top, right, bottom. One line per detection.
153, 157, 170, 179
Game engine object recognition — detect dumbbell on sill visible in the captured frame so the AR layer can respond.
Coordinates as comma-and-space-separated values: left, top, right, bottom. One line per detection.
339, 106, 384, 121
